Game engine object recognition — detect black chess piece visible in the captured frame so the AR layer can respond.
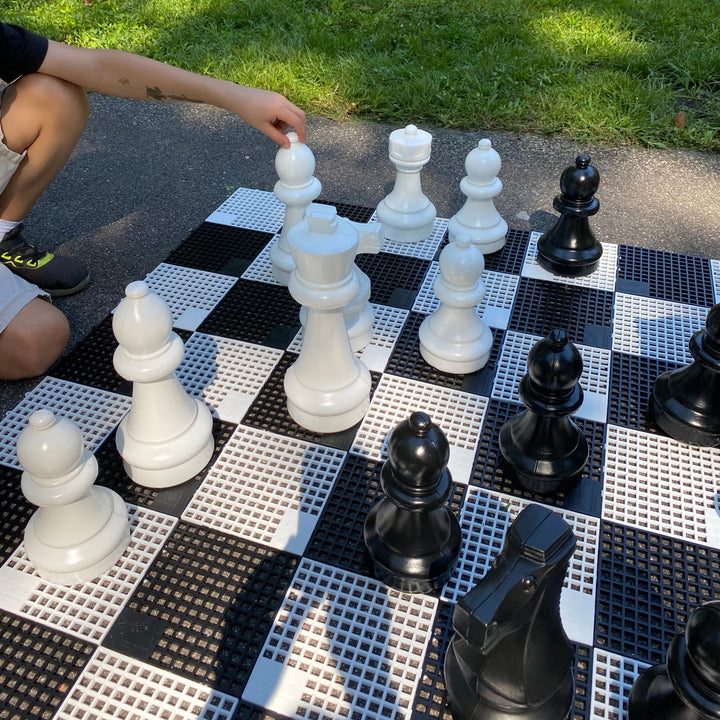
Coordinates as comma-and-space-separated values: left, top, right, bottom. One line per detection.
628, 601, 720, 720
537, 155, 603, 277
650, 303, 720, 447
499, 329, 588, 494
445, 503, 578, 720
363, 411, 461, 594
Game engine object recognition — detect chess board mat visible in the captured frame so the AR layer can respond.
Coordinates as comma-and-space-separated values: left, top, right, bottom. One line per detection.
1, 186, 720, 720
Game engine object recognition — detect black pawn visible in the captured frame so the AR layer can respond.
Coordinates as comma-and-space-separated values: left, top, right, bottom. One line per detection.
445, 504, 577, 720
650, 303, 720, 446
499, 329, 588, 494
363, 412, 461, 595
537, 155, 603, 277
629, 601, 720, 720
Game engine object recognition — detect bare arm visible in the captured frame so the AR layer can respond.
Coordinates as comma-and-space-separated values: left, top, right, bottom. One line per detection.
37, 40, 305, 147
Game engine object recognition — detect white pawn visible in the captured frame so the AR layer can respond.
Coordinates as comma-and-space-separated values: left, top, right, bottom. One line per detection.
17, 409, 130, 585
285, 205, 372, 432
448, 138, 508, 254
376, 124, 436, 244
271, 131, 322, 285
113, 281, 214, 488
419, 233, 493, 373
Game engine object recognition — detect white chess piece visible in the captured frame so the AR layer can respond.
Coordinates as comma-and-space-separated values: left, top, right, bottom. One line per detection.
376, 124, 436, 244
17, 409, 130, 585
285, 205, 372, 432
113, 281, 214, 488
298, 218, 382, 352
419, 233, 493, 373
448, 138, 508, 254
271, 131, 322, 285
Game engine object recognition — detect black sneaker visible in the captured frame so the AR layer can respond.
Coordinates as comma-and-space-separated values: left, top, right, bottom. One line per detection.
0, 224, 90, 297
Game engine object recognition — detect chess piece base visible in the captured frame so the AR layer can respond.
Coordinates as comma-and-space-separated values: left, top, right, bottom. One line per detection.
24, 487, 130, 585
419, 319, 493, 374
651, 367, 720, 447
445, 646, 575, 720
116, 398, 214, 488
536, 229, 602, 277
285, 361, 371, 433
364, 503, 462, 595
499, 418, 588, 494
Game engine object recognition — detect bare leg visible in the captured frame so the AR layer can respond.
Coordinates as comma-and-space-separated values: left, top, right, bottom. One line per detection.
0, 297, 69, 379
0, 73, 90, 220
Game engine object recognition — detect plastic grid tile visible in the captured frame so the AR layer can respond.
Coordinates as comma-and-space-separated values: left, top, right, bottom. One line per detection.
54, 646, 238, 720
611, 293, 707, 363
112, 521, 299, 697
712, 258, 720, 304
411, 599, 454, 720
0, 465, 31, 565
243, 557, 438, 720
411, 262, 520, 331
241, 236, 280, 284
0, 611, 96, 720
371, 216, 449, 260
491, 330, 611, 423
471, 398, 605, 517
606, 352, 679, 433
509, 277, 614, 349
183, 425, 346, 554
206, 187, 285, 232
165, 222, 276, 276
0, 377, 131, 471
355, 252, 432, 309
176, 333, 284, 424
142, 263, 238, 331
286, 304, 410, 373
596, 520, 720, 665
603, 424, 720, 546
50, 315, 130, 396
0, 505, 176, 644
352, 374, 488, 485
479, 228, 530, 275
304, 454, 382, 575
198, 279, 301, 348
443, 487, 599, 647
589, 650, 646, 720
617, 244, 715, 307
522, 234, 619, 293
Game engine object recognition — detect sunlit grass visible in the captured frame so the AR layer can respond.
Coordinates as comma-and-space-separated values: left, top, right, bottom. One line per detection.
2, 0, 718, 149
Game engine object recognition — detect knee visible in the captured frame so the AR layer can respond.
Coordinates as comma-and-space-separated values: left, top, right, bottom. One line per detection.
0, 299, 69, 380
12, 73, 90, 134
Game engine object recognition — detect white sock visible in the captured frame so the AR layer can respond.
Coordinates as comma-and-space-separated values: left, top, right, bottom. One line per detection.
0, 219, 22, 236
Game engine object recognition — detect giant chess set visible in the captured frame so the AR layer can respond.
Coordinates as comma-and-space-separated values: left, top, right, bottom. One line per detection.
0, 126, 719, 720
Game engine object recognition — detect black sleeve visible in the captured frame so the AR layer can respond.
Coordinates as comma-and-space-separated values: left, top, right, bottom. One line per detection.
0, 23, 49, 83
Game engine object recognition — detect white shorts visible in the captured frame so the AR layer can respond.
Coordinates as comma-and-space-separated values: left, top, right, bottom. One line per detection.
0, 82, 47, 334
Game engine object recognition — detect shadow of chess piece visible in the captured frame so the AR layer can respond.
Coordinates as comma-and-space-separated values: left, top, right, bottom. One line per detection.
445, 503, 577, 720
363, 412, 461, 594
537, 155, 603, 277
17, 409, 130, 585
650, 303, 720, 447
499, 329, 588, 494
629, 601, 720, 720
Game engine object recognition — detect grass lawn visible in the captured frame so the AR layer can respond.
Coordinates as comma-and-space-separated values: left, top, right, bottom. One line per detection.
2, 0, 719, 149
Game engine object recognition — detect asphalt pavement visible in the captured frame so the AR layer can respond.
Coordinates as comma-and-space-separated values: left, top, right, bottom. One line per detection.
1, 92, 719, 413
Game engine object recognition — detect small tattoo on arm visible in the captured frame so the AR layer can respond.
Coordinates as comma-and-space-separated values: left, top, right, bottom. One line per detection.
119, 76, 130, 85
146, 86, 203, 103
